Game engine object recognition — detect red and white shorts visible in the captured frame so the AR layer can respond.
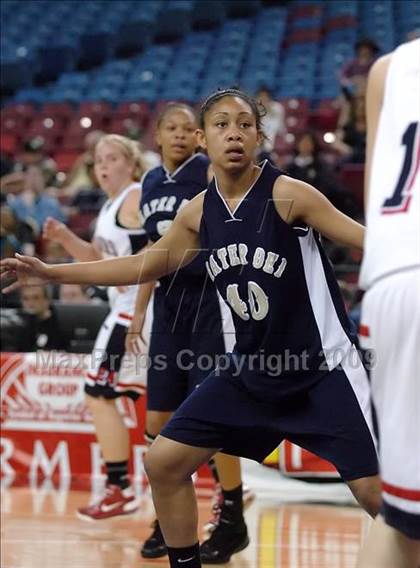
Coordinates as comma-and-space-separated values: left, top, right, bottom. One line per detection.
84, 307, 151, 401
360, 268, 420, 539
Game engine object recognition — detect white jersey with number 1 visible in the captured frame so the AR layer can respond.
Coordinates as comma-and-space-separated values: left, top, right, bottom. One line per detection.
359, 39, 420, 290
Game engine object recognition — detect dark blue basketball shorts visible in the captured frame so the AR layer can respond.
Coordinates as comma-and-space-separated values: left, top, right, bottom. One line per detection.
161, 360, 379, 481
146, 285, 233, 412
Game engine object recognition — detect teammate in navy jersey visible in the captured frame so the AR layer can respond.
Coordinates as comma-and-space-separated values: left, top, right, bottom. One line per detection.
43, 134, 148, 520
124, 103, 252, 562
1, 90, 381, 568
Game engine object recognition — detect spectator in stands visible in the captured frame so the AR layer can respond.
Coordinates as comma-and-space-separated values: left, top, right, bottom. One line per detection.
286, 132, 333, 192
59, 283, 92, 304
286, 132, 357, 215
333, 95, 367, 164
1, 152, 15, 178
7, 164, 66, 236
1, 203, 37, 258
60, 130, 106, 213
340, 38, 379, 100
17, 278, 67, 351
15, 137, 58, 187
256, 86, 286, 160
62, 130, 104, 195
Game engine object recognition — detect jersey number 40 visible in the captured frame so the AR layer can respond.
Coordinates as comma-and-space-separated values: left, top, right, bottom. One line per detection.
226, 281, 269, 321
381, 122, 419, 214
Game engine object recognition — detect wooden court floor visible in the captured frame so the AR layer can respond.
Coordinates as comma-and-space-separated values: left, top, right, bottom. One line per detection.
1, 481, 369, 568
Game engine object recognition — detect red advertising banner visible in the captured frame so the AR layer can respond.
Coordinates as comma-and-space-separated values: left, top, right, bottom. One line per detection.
0, 352, 211, 487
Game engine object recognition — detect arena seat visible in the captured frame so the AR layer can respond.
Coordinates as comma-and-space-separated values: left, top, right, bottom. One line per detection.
78, 31, 116, 69
339, 164, 365, 210
155, 4, 192, 41
37, 44, 77, 83
1, 58, 33, 93
60, 132, 86, 151
27, 113, 67, 132
53, 150, 81, 172
40, 102, 73, 119
224, 0, 261, 18
0, 130, 18, 154
1, 102, 35, 122
192, 0, 226, 29
115, 18, 156, 57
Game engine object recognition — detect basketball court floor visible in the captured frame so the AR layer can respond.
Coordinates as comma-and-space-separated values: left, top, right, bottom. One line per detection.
1, 461, 370, 568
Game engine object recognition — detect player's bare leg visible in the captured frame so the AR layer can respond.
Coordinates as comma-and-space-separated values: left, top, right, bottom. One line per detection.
77, 395, 139, 521
347, 475, 382, 517
213, 453, 241, 490
141, 410, 174, 559
357, 516, 420, 568
142, 412, 252, 561
145, 435, 216, 567
87, 396, 130, 460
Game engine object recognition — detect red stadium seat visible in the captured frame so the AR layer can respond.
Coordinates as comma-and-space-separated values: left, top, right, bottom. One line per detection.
310, 100, 340, 131
66, 116, 101, 137
67, 211, 96, 238
26, 115, 66, 138
41, 102, 74, 119
108, 116, 143, 136
289, 5, 322, 20
339, 163, 364, 210
0, 133, 18, 155
116, 101, 150, 117
78, 101, 112, 120
60, 132, 86, 151
325, 15, 357, 31
1, 103, 36, 122
285, 114, 308, 134
286, 29, 322, 45
274, 134, 295, 156
114, 101, 151, 129
53, 150, 81, 172
280, 98, 310, 117
72, 114, 107, 130
1, 114, 26, 134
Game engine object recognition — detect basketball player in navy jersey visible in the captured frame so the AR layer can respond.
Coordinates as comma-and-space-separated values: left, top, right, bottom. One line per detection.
43, 135, 149, 520
125, 103, 251, 562
1, 89, 381, 568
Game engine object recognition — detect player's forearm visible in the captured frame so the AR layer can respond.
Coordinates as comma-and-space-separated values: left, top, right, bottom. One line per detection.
47, 249, 170, 287
133, 280, 155, 316
321, 215, 365, 250
57, 228, 101, 262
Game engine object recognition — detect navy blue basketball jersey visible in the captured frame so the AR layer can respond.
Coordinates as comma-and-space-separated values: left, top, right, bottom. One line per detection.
141, 153, 209, 289
200, 160, 356, 397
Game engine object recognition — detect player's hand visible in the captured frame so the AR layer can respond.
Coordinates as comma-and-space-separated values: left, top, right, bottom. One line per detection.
125, 311, 147, 354
0, 254, 52, 293
43, 217, 67, 243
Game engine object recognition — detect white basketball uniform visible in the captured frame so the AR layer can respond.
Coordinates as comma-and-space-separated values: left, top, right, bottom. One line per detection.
85, 182, 152, 399
359, 39, 420, 539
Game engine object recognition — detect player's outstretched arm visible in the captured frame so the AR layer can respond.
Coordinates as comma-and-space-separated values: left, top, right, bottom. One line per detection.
1, 196, 204, 293
274, 175, 364, 249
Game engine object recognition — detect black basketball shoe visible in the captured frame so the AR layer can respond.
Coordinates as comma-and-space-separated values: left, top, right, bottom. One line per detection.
200, 517, 249, 564
140, 519, 167, 558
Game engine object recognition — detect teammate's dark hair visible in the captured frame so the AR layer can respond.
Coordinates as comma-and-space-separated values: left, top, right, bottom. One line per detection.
157, 102, 197, 128
199, 88, 267, 132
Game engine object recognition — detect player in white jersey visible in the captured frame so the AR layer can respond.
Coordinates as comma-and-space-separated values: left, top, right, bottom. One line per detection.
43, 134, 150, 521
357, 40, 420, 568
